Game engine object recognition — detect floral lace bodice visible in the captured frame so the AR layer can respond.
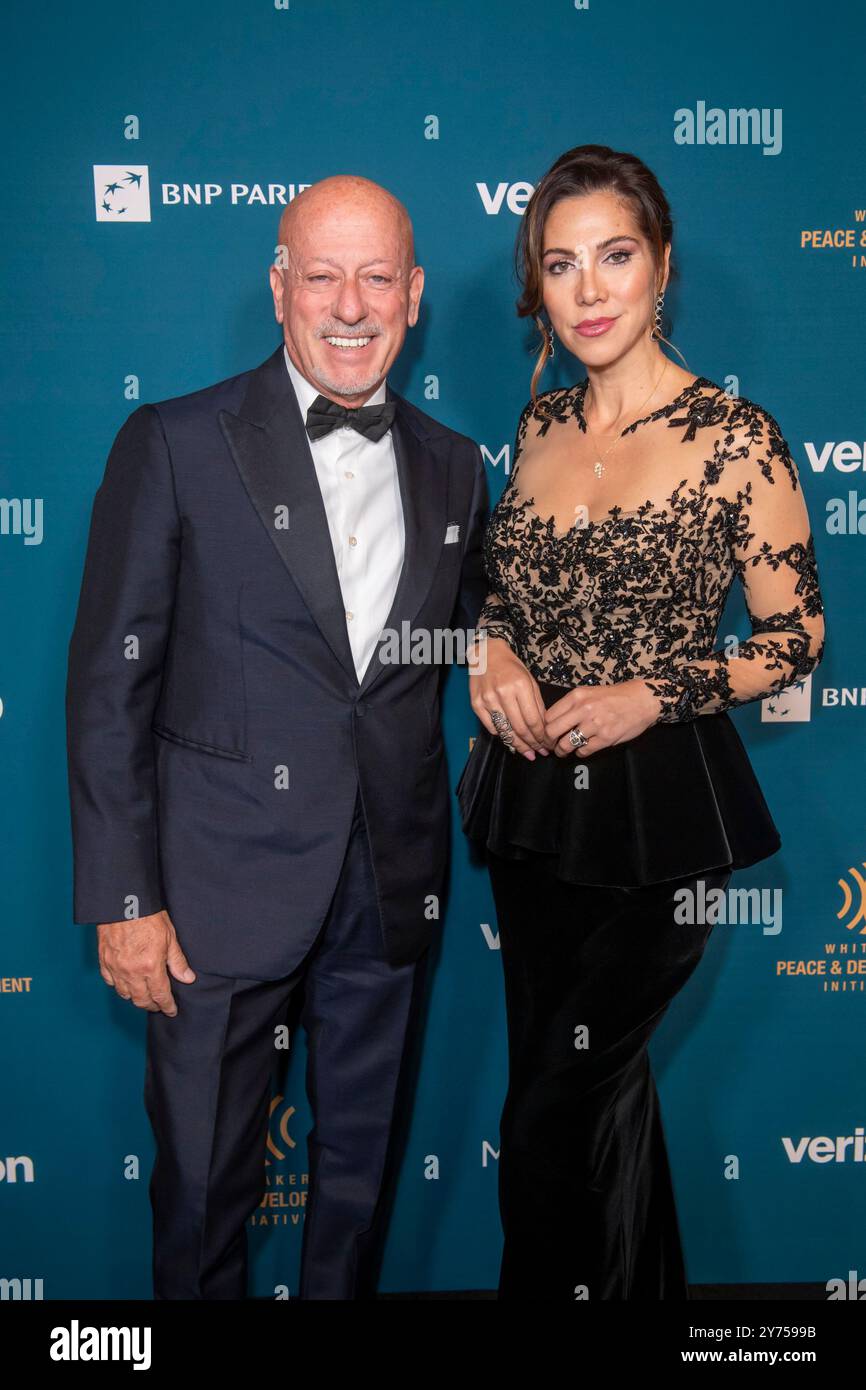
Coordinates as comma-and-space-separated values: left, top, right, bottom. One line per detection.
478, 375, 825, 723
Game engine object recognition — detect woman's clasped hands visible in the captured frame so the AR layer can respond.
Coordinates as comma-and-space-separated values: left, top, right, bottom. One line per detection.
469, 635, 663, 760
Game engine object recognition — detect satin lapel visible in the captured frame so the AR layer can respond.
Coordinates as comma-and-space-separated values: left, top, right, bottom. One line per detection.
218, 347, 359, 686
218, 347, 449, 699
358, 387, 448, 697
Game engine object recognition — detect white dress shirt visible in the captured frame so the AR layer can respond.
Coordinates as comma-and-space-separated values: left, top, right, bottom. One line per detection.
283, 345, 405, 683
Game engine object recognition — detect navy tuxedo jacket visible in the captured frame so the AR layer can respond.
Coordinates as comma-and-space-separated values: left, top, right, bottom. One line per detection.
65, 345, 490, 977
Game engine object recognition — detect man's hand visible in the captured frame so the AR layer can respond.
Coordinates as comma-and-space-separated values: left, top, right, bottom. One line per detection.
468, 635, 549, 760
96, 910, 196, 1016
544, 679, 663, 758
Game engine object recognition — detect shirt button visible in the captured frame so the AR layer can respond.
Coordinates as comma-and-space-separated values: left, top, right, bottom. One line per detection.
344, 470, 354, 479
348, 535, 358, 546
346, 610, 354, 621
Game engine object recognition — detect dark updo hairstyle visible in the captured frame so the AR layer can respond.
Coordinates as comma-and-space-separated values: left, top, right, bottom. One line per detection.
515, 144, 683, 414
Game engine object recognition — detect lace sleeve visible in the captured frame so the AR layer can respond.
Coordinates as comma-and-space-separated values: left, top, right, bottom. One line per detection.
476, 399, 538, 650
477, 591, 519, 646
644, 405, 826, 723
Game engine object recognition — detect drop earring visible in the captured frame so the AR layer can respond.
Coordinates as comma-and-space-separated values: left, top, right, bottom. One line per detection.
650, 291, 665, 341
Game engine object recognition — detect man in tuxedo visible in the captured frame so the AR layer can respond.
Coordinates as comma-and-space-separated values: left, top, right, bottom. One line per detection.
65, 174, 489, 1299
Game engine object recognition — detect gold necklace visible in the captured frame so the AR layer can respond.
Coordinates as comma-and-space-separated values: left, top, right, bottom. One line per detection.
582, 359, 670, 478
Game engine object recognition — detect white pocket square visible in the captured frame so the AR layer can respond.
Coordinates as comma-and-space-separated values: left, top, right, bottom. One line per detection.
444, 524, 460, 544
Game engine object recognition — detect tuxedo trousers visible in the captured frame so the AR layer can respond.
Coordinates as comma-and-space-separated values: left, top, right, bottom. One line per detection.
486, 850, 732, 1301
143, 789, 428, 1299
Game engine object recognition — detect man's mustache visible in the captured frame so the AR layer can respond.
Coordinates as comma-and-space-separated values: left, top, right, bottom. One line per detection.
315, 323, 384, 338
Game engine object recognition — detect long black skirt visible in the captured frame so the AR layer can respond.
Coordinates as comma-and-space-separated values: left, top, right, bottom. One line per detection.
487, 849, 732, 1301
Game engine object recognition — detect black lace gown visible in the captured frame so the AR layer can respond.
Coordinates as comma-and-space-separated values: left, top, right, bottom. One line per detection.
456, 376, 825, 1300
458, 375, 825, 882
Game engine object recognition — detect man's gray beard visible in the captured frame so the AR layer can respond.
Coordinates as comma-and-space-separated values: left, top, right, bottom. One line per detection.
313, 362, 384, 398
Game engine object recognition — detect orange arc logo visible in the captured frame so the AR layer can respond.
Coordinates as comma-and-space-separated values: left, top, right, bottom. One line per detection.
265, 1094, 296, 1163
837, 863, 866, 934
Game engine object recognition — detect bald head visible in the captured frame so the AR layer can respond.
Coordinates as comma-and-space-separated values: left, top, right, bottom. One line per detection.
269, 174, 424, 407
277, 175, 415, 271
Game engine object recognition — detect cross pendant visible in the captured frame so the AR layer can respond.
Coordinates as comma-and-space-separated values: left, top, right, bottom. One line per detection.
594, 461, 604, 478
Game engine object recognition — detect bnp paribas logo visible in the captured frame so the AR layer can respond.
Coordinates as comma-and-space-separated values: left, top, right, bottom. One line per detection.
762, 673, 813, 722
93, 165, 150, 222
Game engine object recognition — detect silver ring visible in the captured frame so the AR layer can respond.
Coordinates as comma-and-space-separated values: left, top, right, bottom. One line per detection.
490, 709, 515, 746
568, 726, 588, 749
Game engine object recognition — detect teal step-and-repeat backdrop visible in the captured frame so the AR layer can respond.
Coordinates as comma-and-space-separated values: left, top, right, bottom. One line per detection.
1, 0, 864, 1297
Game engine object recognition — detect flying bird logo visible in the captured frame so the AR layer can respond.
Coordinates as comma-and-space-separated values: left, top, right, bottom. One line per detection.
93, 165, 150, 222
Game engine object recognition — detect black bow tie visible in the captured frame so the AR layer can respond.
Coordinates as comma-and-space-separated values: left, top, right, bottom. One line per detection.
305, 393, 396, 443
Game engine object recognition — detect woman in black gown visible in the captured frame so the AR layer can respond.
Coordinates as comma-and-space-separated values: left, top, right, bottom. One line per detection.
457, 144, 825, 1300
